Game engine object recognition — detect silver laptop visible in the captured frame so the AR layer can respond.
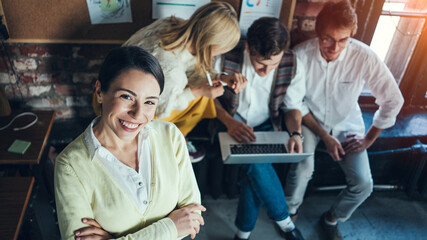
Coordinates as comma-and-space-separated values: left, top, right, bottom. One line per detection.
219, 131, 312, 164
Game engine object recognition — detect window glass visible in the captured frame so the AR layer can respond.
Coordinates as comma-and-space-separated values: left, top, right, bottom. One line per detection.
362, 0, 427, 96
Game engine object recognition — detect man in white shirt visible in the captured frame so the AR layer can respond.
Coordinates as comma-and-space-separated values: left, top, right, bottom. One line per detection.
215, 17, 305, 240
284, 1, 404, 240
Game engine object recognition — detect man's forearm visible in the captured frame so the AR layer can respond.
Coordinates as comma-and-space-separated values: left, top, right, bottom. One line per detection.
302, 113, 329, 140
365, 125, 383, 144
214, 99, 234, 127
285, 109, 302, 133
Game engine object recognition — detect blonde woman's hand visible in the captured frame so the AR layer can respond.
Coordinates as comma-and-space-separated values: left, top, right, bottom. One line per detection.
191, 81, 224, 99
220, 73, 248, 94
74, 218, 112, 240
168, 204, 206, 239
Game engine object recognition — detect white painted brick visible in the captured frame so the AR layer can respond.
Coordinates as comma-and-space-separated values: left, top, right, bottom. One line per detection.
301, 19, 316, 32
29, 85, 52, 96
26, 97, 65, 108
34, 73, 53, 83
4, 84, 28, 98
20, 72, 52, 83
55, 108, 76, 119
0, 72, 17, 84
25, 98, 51, 108
13, 58, 37, 71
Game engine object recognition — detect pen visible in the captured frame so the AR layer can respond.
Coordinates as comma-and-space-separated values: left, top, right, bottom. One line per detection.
206, 72, 213, 86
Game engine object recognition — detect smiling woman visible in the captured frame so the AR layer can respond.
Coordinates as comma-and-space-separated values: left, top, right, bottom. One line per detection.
54, 46, 205, 240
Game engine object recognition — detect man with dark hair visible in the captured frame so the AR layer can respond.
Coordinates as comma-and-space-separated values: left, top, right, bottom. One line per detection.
214, 17, 305, 240
284, 1, 404, 240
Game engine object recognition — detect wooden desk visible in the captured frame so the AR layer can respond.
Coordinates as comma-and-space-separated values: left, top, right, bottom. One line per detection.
0, 110, 55, 165
0, 177, 35, 240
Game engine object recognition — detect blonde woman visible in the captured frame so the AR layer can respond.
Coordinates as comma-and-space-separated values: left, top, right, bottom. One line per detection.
93, 2, 245, 162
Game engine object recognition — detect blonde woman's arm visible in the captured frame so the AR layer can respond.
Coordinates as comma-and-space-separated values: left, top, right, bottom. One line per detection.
156, 62, 223, 119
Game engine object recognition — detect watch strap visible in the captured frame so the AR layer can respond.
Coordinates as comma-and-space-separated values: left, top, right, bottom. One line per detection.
290, 131, 304, 142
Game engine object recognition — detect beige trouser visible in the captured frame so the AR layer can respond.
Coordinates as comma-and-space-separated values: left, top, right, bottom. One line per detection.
285, 125, 373, 222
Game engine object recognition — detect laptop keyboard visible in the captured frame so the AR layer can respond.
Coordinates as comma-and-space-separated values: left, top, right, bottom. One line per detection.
230, 144, 287, 154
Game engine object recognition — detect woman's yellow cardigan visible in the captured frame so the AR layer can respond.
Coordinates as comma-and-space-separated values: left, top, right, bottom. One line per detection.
54, 120, 201, 240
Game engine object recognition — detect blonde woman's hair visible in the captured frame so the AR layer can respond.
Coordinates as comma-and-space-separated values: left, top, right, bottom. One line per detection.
159, 1, 240, 74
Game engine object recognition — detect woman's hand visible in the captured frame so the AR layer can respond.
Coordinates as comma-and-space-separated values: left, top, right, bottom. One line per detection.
168, 204, 206, 239
191, 80, 224, 99
74, 218, 112, 240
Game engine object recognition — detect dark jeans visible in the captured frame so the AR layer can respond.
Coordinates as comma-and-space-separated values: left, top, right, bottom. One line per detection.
234, 121, 290, 231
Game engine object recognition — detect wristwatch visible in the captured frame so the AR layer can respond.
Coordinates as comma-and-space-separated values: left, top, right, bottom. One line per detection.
290, 131, 304, 143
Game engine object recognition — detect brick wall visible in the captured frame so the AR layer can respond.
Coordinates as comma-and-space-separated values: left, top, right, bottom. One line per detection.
0, 0, 333, 120
0, 43, 119, 119
291, 0, 337, 46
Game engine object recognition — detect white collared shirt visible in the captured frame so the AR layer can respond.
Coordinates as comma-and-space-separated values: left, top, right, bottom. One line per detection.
215, 49, 305, 127
235, 50, 276, 127
84, 117, 152, 214
285, 38, 404, 141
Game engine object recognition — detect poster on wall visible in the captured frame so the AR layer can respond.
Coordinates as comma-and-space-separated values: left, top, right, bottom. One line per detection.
86, 0, 132, 24
239, 0, 283, 36
152, 0, 211, 19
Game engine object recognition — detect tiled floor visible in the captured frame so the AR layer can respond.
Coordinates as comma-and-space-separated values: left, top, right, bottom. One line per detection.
188, 190, 427, 240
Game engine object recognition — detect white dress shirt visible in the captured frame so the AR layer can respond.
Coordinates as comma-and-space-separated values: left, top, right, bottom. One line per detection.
285, 38, 404, 141
235, 50, 276, 127
215, 49, 306, 127
84, 117, 152, 214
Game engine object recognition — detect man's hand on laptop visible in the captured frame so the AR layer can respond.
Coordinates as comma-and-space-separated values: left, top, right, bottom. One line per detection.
287, 135, 303, 153
225, 119, 256, 143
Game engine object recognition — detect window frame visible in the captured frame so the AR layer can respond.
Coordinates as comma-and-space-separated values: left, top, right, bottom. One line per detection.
356, 0, 427, 109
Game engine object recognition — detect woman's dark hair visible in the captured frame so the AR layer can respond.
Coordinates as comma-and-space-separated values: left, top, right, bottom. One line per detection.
246, 17, 289, 59
98, 46, 165, 94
